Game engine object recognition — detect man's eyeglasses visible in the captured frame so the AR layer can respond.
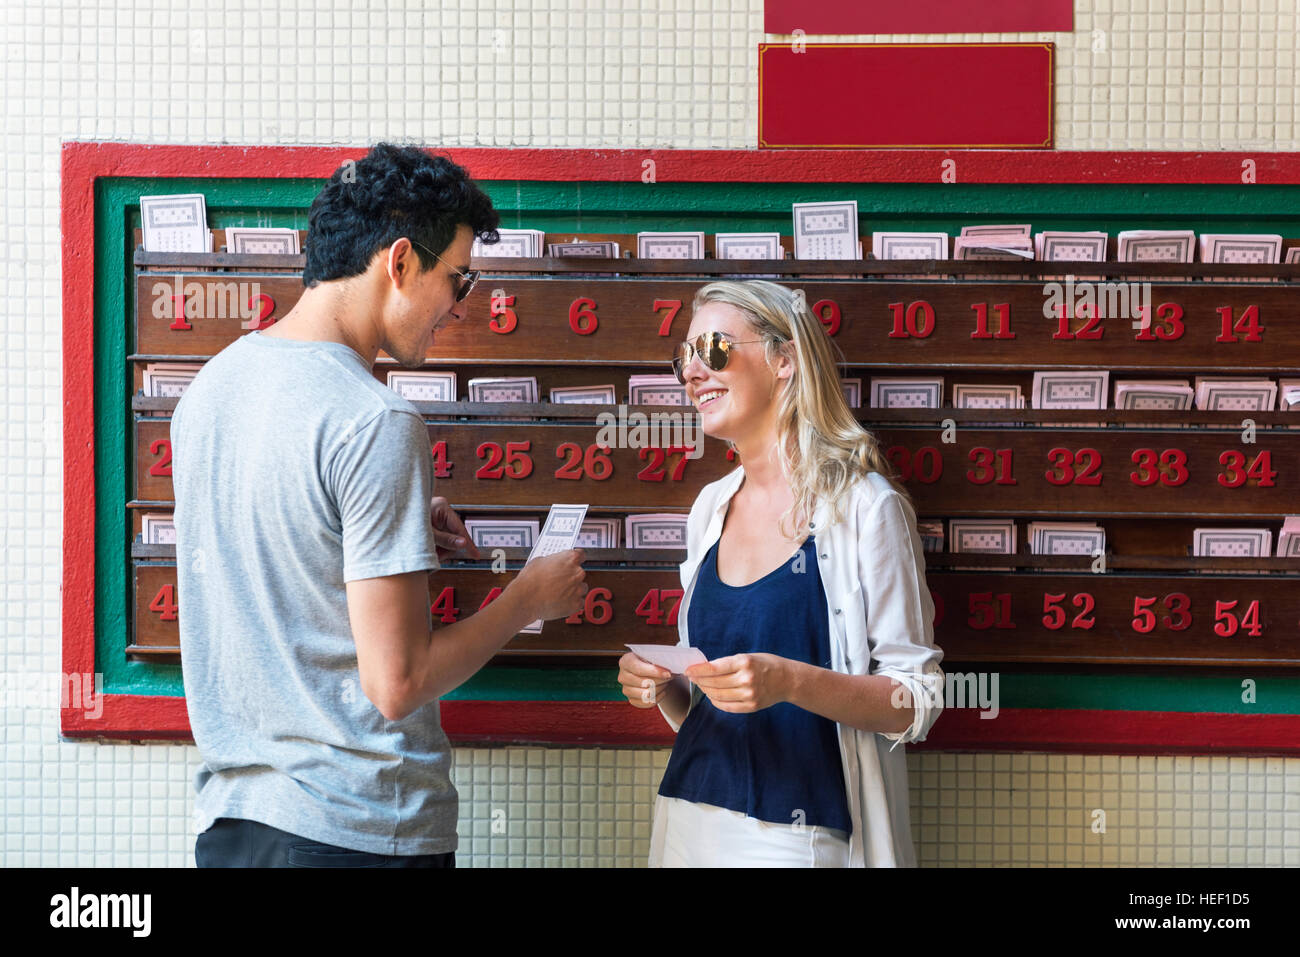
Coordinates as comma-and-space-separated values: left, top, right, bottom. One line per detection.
671, 331, 766, 384
410, 239, 480, 303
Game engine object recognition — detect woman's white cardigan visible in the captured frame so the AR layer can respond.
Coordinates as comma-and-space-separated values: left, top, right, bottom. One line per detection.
658, 466, 946, 867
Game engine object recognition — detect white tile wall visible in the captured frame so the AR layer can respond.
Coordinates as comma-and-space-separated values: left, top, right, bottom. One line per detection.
3, 0, 1299, 867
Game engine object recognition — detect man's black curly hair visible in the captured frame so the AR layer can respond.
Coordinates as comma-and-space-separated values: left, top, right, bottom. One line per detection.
302, 143, 500, 288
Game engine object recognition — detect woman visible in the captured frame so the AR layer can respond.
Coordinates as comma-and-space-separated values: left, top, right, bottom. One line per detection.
617, 280, 945, 867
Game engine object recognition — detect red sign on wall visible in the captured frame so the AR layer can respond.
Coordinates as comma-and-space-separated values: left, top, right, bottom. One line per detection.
764, 0, 1073, 34
758, 42, 1054, 149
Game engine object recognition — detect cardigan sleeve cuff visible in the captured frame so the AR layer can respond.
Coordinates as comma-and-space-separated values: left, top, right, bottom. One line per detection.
876, 665, 945, 752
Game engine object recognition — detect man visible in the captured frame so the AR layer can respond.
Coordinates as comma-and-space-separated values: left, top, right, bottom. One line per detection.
173, 144, 586, 867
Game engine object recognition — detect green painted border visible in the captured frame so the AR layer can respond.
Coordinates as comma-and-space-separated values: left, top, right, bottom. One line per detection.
95, 175, 1300, 713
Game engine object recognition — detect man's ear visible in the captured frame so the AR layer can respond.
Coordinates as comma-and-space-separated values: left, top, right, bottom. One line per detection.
384, 239, 417, 287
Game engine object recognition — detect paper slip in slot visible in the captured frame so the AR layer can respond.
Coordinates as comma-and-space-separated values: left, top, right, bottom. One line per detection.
1118, 230, 1195, 282
387, 371, 457, 402
953, 384, 1023, 408
1033, 371, 1108, 425
1028, 522, 1104, 556
576, 518, 620, 549
547, 240, 620, 258
519, 504, 588, 634
1277, 516, 1300, 557
1118, 230, 1196, 261
474, 228, 545, 258
1035, 231, 1108, 262
872, 232, 949, 260
715, 232, 783, 277
140, 193, 209, 253
628, 375, 689, 407
953, 384, 1024, 426
870, 377, 943, 409
961, 224, 1032, 239
1115, 381, 1193, 409
1194, 528, 1272, 559
626, 644, 707, 675
224, 227, 300, 255
793, 201, 859, 260
715, 233, 783, 260
1278, 379, 1300, 411
626, 514, 688, 549
953, 236, 1033, 259
949, 519, 1017, 571
550, 385, 617, 405
1287, 248, 1300, 264
840, 378, 862, 409
468, 377, 539, 404
916, 520, 944, 553
637, 232, 705, 259
1192, 378, 1277, 412
141, 513, 176, 545
464, 519, 539, 550
142, 362, 201, 398
1199, 234, 1282, 284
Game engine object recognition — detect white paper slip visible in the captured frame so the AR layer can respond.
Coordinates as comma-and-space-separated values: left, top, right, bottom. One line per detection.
142, 362, 201, 398
547, 240, 620, 258
1114, 380, 1193, 410
224, 227, 300, 255
637, 232, 705, 259
1032, 371, 1109, 408
953, 384, 1023, 409
840, 377, 862, 409
519, 504, 589, 633
961, 224, 1032, 239
1192, 378, 1277, 412
550, 385, 617, 405
715, 232, 783, 260
528, 504, 589, 561
468, 376, 539, 403
1278, 379, 1300, 411
953, 236, 1033, 259
628, 375, 689, 406
1277, 516, 1300, 557
871, 232, 949, 260
949, 518, 1017, 570
140, 193, 209, 252
793, 200, 859, 260
626, 644, 707, 675
626, 513, 688, 549
387, 371, 457, 402
1117, 230, 1195, 262
464, 519, 539, 550
1286, 248, 1300, 264
576, 518, 620, 549
1035, 231, 1108, 262
916, 520, 944, 553
1193, 528, 1272, 558
141, 513, 176, 545
1029, 522, 1104, 556
474, 228, 545, 258
870, 377, 943, 409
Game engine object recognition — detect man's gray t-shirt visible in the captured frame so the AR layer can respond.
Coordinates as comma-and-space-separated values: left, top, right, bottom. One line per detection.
172, 331, 454, 855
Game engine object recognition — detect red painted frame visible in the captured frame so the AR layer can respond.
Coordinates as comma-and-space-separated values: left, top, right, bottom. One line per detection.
62, 142, 1300, 751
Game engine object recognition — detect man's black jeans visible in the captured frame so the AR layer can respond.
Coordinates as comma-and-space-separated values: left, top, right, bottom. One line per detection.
195, 817, 456, 868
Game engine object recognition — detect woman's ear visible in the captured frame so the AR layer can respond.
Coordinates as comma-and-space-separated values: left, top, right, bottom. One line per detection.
773, 340, 795, 381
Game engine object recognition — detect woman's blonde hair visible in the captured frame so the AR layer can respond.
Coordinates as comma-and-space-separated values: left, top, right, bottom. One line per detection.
691, 280, 908, 538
